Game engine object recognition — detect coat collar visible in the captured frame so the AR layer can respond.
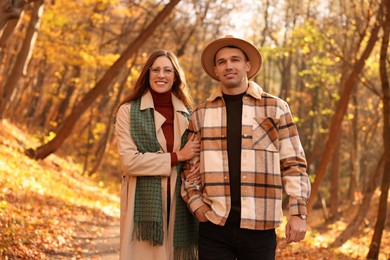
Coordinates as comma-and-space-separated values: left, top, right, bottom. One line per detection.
140, 90, 190, 115
139, 90, 190, 153
207, 81, 264, 101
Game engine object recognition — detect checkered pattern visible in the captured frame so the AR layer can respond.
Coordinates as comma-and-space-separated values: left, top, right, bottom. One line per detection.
182, 81, 310, 230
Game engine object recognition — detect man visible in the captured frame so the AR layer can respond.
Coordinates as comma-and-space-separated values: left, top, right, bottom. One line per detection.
182, 35, 311, 259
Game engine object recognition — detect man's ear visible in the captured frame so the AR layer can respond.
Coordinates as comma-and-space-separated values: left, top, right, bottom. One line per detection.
246, 61, 251, 73
214, 66, 219, 79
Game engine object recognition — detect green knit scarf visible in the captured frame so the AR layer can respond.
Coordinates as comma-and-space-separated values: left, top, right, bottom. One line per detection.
130, 98, 198, 259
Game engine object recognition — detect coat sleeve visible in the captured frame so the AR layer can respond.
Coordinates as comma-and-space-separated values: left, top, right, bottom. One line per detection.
115, 103, 171, 177
279, 102, 311, 217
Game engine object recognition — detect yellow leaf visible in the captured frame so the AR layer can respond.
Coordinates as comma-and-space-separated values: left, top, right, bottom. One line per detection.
0, 200, 8, 208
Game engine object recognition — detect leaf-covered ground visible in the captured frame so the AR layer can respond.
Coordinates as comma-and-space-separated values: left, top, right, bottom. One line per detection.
0, 120, 389, 259
0, 120, 120, 259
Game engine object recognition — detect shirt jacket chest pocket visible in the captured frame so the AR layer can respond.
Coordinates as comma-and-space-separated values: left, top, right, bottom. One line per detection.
252, 117, 279, 152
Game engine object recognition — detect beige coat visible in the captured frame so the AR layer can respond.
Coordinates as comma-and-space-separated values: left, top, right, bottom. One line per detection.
115, 91, 190, 260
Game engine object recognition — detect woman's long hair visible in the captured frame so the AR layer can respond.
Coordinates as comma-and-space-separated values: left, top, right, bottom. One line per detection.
117, 50, 194, 111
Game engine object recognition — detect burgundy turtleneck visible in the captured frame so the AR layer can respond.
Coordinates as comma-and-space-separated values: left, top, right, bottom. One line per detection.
150, 88, 178, 166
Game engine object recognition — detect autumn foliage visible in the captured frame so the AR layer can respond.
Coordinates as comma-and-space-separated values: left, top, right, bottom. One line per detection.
1, 0, 390, 259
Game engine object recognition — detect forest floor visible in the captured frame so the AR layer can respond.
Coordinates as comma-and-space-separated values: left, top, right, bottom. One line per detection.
0, 119, 389, 259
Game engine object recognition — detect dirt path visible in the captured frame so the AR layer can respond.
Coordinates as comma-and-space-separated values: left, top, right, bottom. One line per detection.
80, 221, 120, 259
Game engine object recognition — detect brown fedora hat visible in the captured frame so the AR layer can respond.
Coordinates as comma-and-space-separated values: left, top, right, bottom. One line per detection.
201, 35, 262, 81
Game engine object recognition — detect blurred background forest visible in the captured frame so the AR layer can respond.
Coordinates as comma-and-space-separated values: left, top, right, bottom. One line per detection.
0, 0, 389, 259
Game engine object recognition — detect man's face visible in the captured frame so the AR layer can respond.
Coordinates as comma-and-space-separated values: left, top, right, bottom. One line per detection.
214, 47, 250, 93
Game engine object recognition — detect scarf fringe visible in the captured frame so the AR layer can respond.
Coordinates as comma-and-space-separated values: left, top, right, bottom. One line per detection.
174, 245, 198, 260
132, 221, 164, 246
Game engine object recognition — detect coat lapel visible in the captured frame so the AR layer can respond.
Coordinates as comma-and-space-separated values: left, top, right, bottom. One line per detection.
172, 94, 190, 152
140, 91, 190, 154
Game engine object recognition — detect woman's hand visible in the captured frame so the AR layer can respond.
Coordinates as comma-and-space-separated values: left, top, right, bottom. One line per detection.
177, 135, 200, 162
186, 162, 200, 184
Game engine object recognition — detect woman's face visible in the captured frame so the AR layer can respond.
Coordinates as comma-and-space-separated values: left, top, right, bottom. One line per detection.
149, 56, 175, 94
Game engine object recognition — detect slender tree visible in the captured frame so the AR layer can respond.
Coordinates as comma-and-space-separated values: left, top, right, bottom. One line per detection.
329, 131, 340, 219
331, 154, 384, 248
0, 0, 44, 119
0, 0, 26, 35
307, 2, 382, 210
367, 0, 390, 257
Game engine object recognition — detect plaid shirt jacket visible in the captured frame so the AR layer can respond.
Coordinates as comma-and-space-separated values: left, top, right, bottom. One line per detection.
182, 81, 311, 230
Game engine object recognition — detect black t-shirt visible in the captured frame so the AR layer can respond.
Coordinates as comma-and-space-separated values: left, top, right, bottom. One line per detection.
223, 92, 245, 225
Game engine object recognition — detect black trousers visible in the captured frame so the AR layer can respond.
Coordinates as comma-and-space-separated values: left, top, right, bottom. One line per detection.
198, 221, 277, 260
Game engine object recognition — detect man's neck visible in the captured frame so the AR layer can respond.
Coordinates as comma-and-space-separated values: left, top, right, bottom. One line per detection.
222, 80, 249, 95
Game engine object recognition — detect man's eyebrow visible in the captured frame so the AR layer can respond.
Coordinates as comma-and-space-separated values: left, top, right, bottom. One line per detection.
216, 55, 244, 62
231, 55, 244, 59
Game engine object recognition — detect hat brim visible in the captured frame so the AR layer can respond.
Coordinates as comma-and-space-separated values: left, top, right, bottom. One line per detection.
201, 36, 262, 81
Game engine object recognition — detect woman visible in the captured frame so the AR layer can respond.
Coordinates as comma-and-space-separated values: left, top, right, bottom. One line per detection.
115, 50, 200, 260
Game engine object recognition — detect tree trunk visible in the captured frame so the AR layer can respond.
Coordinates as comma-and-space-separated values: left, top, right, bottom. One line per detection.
25, 0, 181, 160
331, 154, 384, 248
349, 92, 360, 201
329, 131, 340, 219
53, 66, 79, 126
38, 96, 52, 128
306, 85, 322, 165
307, 7, 382, 211
43, 66, 69, 129
0, 17, 22, 49
82, 110, 94, 176
26, 60, 46, 124
0, 0, 25, 34
0, 0, 44, 119
278, 1, 297, 100
367, 0, 390, 257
